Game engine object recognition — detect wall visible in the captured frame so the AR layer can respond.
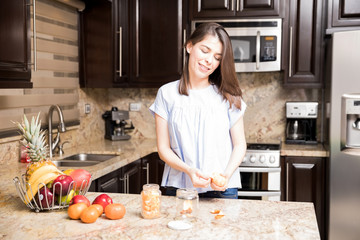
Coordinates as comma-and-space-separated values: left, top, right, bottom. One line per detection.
0, 72, 321, 165
73, 71, 321, 143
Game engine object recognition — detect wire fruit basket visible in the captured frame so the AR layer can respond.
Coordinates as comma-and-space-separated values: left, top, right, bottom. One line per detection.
13, 174, 92, 212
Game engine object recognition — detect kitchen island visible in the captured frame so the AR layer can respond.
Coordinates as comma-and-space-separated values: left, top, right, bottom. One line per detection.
0, 192, 320, 240
0, 138, 320, 239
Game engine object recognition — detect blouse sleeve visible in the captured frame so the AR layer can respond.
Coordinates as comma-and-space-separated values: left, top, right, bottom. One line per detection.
149, 86, 169, 121
228, 98, 247, 128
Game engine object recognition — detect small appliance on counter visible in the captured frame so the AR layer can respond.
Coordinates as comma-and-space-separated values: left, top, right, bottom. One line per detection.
285, 102, 318, 144
102, 107, 134, 141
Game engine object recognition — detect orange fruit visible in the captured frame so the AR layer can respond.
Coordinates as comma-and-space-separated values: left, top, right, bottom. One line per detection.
80, 206, 99, 223
68, 203, 88, 220
89, 204, 103, 217
211, 173, 226, 187
105, 203, 126, 220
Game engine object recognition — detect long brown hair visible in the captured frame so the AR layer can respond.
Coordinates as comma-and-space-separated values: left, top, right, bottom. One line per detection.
179, 22, 243, 110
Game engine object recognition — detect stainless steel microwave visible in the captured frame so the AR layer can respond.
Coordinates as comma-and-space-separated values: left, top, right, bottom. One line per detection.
191, 19, 282, 72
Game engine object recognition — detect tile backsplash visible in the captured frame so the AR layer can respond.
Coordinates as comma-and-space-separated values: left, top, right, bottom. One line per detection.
72, 71, 321, 144
0, 71, 321, 164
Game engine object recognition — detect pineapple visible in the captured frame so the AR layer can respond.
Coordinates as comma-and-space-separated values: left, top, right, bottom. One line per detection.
14, 113, 56, 182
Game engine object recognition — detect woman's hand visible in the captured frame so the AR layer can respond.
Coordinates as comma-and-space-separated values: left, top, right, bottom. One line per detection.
210, 173, 228, 191
187, 168, 211, 188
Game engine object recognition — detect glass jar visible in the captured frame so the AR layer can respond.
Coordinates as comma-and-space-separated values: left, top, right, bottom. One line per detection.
175, 188, 199, 222
141, 184, 161, 219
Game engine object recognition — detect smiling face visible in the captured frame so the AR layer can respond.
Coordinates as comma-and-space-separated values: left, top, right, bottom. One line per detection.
186, 34, 223, 85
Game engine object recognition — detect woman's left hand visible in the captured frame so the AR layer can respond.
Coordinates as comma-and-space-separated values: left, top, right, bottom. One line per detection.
210, 173, 228, 191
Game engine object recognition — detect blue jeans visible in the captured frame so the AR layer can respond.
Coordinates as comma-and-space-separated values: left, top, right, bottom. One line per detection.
165, 187, 238, 199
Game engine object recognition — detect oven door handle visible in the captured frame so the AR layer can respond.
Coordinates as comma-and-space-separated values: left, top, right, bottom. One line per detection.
238, 167, 281, 173
237, 191, 281, 197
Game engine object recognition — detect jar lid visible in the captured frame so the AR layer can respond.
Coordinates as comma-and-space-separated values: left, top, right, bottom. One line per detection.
142, 183, 159, 191
167, 220, 192, 230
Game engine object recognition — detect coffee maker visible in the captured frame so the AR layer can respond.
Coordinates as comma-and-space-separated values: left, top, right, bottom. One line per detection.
102, 107, 134, 141
285, 102, 318, 144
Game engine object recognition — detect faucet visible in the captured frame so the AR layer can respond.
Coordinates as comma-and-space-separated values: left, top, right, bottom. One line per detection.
48, 105, 66, 159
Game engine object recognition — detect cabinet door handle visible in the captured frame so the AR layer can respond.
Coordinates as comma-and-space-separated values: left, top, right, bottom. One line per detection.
183, 29, 186, 69
289, 26, 293, 77
28, 0, 37, 71
119, 176, 126, 193
142, 162, 149, 184
286, 162, 289, 201
256, 31, 260, 70
116, 27, 122, 77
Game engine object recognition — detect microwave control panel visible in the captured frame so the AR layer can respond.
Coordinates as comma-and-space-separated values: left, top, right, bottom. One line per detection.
260, 36, 277, 61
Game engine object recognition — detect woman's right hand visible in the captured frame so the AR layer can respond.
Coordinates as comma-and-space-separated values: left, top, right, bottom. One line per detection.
187, 168, 211, 188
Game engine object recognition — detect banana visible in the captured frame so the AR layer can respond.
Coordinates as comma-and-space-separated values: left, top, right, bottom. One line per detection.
28, 164, 62, 187
25, 172, 61, 204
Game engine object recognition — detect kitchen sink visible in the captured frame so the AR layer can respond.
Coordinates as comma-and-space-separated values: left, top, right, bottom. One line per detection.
52, 160, 100, 167
53, 153, 118, 167
60, 153, 118, 162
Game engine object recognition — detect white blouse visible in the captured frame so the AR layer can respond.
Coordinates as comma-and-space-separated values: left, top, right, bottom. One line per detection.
149, 80, 246, 193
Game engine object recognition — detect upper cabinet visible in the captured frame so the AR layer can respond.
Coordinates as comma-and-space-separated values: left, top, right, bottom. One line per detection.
281, 0, 326, 88
80, 0, 186, 88
190, 0, 282, 19
0, 0, 32, 88
327, 0, 360, 34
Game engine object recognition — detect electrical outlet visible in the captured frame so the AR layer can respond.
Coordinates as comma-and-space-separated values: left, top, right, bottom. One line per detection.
129, 102, 141, 111
85, 104, 91, 114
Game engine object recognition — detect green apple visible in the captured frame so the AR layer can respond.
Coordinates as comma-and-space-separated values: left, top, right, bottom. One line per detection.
58, 189, 75, 205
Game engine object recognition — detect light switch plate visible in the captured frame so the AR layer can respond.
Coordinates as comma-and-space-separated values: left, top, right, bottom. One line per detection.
129, 102, 141, 111
85, 103, 91, 114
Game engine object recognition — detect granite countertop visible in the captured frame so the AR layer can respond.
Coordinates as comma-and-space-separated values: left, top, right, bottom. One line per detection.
281, 142, 329, 158
0, 138, 320, 239
0, 192, 320, 240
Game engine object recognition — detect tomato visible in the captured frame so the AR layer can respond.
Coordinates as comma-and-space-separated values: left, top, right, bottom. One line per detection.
80, 206, 99, 223
105, 203, 126, 220
68, 203, 88, 220
88, 204, 103, 217
92, 194, 113, 213
69, 169, 91, 191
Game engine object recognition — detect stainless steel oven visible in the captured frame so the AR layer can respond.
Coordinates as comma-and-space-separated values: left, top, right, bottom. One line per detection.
238, 143, 281, 201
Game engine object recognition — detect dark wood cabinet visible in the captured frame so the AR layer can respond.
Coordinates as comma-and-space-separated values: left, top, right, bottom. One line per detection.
141, 152, 165, 194
281, 156, 326, 240
0, 0, 32, 88
327, 0, 360, 34
80, 0, 185, 88
281, 0, 326, 88
92, 160, 142, 194
190, 0, 282, 19
90, 155, 164, 194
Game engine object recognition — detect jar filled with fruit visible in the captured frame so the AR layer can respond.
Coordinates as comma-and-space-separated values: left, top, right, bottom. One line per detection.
141, 184, 161, 219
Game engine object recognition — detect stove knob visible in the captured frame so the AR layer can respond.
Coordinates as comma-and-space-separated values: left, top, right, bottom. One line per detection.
259, 155, 265, 163
249, 155, 256, 163
242, 156, 247, 163
269, 155, 276, 164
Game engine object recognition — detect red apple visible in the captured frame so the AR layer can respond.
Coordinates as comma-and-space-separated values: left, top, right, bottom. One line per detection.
69, 195, 90, 207
36, 186, 53, 208
92, 194, 113, 213
69, 169, 91, 191
53, 175, 74, 196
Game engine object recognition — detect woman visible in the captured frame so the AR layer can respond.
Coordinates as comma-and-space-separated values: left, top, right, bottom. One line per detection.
149, 23, 247, 199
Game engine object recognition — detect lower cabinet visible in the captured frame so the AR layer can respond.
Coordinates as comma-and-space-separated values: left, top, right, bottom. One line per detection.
281, 156, 326, 240
89, 153, 165, 194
